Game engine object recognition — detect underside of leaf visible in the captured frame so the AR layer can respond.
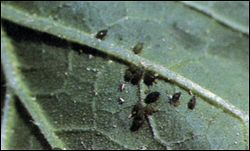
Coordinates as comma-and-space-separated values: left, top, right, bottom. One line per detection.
1, 2, 249, 150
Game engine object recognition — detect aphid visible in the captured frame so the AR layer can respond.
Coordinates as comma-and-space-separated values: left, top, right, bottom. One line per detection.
188, 96, 196, 110
95, 29, 108, 40
169, 92, 181, 107
144, 105, 158, 115
124, 67, 143, 85
118, 97, 125, 104
144, 92, 160, 104
143, 72, 157, 86
129, 102, 144, 119
131, 69, 143, 85
124, 68, 133, 82
132, 42, 143, 54
130, 109, 145, 132
118, 35, 123, 41
129, 102, 159, 132
119, 83, 125, 92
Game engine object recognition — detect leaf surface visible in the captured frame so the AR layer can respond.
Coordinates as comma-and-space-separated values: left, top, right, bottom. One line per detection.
1, 2, 249, 149
1, 91, 50, 150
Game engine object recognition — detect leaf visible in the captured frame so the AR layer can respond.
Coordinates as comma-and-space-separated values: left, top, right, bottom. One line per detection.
1, 90, 50, 149
1, 2, 249, 150
1, 63, 6, 116
181, 1, 249, 34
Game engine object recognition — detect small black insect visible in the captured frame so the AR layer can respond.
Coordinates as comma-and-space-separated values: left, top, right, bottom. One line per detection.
130, 109, 145, 132
131, 70, 143, 85
143, 72, 157, 86
144, 92, 160, 104
129, 102, 144, 118
132, 42, 143, 54
124, 67, 143, 85
188, 96, 196, 110
169, 92, 181, 107
124, 68, 133, 82
95, 29, 108, 40
129, 101, 159, 132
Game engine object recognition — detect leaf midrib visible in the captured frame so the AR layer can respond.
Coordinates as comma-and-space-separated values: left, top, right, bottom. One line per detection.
1, 3, 248, 125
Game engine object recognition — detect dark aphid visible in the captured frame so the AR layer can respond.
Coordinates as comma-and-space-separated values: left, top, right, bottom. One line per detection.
144, 92, 160, 104
124, 68, 133, 82
118, 35, 123, 41
130, 110, 145, 132
144, 105, 158, 115
129, 102, 144, 118
188, 96, 196, 110
143, 72, 157, 86
124, 67, 144, 85
129, 101, 159, 132
119, 83, 125, 92
169, 92, 181, 107
131, 69, 143, 85
132, 42, 143, 54
95, 29, 108, 40
172, 92, 181, 101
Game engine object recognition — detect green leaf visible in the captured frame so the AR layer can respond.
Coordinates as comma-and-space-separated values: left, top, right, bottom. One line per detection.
1, 2, 249, 150
181, 1, 249, 34
1, 63, 6, 116
1, 90, 50, 149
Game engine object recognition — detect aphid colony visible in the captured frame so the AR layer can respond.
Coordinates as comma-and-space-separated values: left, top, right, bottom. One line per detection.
124, 66, 157, 86
95, 29, 197, 131
128, 92, 196, 131
130, 92, 160, 131
118, 66, 197, 131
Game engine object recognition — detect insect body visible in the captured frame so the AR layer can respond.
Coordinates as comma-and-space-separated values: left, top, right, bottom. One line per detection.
129, 102, 144, 119
188, 96, 196, 110
169, 92, 181, 107
130, 98, 160, 132
144, 105, 158, 115
124, 67, 144, 85
130, 109, 145, 132
144, 92, 160, 104
132, 42, 143, 54
143, 72, 157, 86
95, 29, 108, 40
131, 70, 143, 85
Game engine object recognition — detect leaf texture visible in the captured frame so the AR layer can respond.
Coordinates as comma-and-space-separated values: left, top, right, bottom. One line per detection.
1, 2, 249, 150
